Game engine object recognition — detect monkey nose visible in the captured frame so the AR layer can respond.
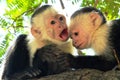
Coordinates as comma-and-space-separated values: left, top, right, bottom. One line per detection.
59, 26, 61, 28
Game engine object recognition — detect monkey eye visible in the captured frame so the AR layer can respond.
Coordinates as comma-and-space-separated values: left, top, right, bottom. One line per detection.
59, 16, 63, 21
74, 32, 78, 36
51, 20, 56, 24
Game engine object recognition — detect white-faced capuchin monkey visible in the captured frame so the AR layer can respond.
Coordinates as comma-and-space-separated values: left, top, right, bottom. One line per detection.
1, 5, 75, 80
69, 7, 120, 71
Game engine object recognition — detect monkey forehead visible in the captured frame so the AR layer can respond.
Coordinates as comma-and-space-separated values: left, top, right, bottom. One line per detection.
33, 7, 65, 19
40, 7, 58, 16
31, 8, 57, 22
70, 12, 92, 24
69, 13, 93, 33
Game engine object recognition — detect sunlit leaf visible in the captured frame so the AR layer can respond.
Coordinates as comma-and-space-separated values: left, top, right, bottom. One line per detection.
0, 0, 48, 58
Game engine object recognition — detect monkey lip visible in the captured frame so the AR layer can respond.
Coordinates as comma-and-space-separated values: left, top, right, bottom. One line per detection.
76, 45, 81, 49
59, 28, 68, 40
76, 42, 85, 49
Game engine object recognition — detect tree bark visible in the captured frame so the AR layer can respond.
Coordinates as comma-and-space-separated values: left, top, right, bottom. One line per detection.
32, 69, 120, 80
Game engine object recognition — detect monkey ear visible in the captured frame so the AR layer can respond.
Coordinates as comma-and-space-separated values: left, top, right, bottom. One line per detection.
31, 26, 41, 38
89, 12, 102, 28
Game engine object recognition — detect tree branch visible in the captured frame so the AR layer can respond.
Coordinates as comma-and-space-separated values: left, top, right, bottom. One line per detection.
34, 69, 120, 80
94, 0, 99, 8
60, 0, 65, 9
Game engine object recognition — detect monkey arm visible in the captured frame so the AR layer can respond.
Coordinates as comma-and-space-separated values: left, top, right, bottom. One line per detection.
2, 35, 43, 79
69, 55, 117, 71
33, 44, 71, 76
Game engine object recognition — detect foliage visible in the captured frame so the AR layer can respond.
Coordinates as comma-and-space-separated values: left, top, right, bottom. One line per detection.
0, 0, 48, 58
0, 33, 14, 57
71, 0, 80, 5
0, 0, 120, 59
81, 0, 120, 20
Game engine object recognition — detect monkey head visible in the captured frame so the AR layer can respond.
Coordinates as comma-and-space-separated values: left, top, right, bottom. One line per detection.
69, 7, 104, 49
31, 5, 69, 45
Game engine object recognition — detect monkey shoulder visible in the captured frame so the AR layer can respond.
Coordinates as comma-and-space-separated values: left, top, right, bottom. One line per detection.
16, 34, 27, 42
15, 34, 28, 47
109, 19, 120, 45
108, 19, 120, 55
5, 34, 29, 58
110, 19, 120, 33
2, 34, 30, 79
9, 34, 29, 55
5, 34, 30, 65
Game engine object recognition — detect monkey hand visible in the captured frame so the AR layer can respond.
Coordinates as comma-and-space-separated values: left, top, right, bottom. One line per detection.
55, 53, 71, 72
45, 53, 72, 74
66, 53, 76, 68
38, 44, 73, 74
112, 65, 120, 71
11, 68, 41, 79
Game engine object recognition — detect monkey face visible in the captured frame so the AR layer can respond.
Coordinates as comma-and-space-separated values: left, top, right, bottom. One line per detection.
46, 14, 69, 42
69, 15, 93, 49
69, 26, 89, 49
69, 12, 103, 49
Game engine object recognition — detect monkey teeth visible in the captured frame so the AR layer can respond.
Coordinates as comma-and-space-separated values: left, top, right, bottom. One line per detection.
60, 28, 68, 40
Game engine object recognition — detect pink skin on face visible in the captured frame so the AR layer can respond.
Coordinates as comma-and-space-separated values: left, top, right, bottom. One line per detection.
70, 25, 90, 49
46, 14, 69, 42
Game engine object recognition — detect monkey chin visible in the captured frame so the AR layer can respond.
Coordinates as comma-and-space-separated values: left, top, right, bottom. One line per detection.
59, 28, 69, 41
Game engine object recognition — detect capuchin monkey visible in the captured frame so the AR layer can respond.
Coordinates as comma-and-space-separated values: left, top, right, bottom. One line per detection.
69, 7, 120, 71
1, 5, 74, 80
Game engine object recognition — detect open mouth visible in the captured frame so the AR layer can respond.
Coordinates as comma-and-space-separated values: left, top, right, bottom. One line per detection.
59, 28, 68, 40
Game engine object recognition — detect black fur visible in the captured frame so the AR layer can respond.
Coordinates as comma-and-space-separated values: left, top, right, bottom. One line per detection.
2, 34, 71, 80
70, 55, 117, 71
110, 19, 120, 60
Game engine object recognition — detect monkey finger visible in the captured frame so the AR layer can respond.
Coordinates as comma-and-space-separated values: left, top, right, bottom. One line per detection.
25, 69, 37, 77
112, 65, 120, 70
43, 53, 56, 60
57, 59, 69, 67
60, 62, 69, 67
30, 68, 41, 76
34, 69, 42, 76
58, 54, 69, 58
24, 71, 33, 78
57, 56, 68, 63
